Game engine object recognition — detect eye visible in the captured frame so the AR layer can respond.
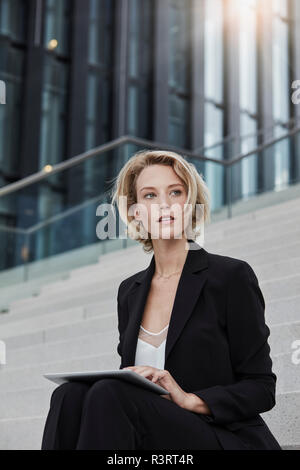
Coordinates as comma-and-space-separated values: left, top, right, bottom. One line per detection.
144, 189, 182, 199
171, 190, 182, 196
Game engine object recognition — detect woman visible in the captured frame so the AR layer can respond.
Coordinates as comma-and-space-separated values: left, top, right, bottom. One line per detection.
41, 150, 282, 450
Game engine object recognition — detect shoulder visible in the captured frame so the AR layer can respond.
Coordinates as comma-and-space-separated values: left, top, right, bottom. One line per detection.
206, 250, 257, 282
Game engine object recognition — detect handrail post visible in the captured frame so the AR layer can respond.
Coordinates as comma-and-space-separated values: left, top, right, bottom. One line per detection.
21, 232, 30, 282
227, 164, 232, 219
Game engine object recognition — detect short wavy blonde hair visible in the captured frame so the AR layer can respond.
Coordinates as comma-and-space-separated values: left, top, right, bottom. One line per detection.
110, 149, 211, 253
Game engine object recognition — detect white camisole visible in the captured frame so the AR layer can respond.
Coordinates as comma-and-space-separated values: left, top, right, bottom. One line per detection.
134, 322, 169, 370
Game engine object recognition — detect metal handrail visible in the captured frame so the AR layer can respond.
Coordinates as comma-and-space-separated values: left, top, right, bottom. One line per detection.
0, 127, 300, 198
193, 117, 299, 153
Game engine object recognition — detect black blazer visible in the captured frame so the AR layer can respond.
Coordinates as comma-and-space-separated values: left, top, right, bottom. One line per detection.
116, 240, 282, 450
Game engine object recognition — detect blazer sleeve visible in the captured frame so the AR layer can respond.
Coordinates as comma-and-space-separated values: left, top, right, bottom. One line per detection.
190, 260, 277, 425
116, 280, 128, 370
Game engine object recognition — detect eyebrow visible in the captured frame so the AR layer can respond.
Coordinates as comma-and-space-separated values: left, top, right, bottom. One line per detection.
139, 183, 184, 193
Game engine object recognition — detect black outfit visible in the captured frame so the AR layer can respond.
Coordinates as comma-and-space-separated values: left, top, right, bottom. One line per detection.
41, 240, 282, 450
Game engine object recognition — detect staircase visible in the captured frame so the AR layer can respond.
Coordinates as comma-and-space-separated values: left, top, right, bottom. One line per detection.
0, 196, 299, 449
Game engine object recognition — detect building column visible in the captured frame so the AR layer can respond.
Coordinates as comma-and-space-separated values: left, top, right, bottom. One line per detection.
67, 0, 89, 160
190, 0, 205, 153
290, 0, 300, 182
153, 0, 169, 143
112, 0, 129, 139
256, 0, 275, 192
223, 0, 241, 203
20, 0, 44, 178
291, 0, 300, 125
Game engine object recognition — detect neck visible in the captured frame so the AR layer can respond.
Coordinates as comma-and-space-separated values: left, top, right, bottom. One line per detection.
152, 238, 189, 277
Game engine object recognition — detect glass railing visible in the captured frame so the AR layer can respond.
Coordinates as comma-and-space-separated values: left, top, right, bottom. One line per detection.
0, 129, 299, 284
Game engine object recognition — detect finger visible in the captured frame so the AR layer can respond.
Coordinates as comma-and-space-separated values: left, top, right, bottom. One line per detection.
134, 367, 159, 377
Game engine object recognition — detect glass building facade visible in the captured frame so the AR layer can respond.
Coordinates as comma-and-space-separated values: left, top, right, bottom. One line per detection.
0, 0, 300, 269
1, 0, 299, 182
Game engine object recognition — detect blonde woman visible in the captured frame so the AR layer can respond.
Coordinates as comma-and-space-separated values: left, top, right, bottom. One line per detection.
41, 150, 281, 450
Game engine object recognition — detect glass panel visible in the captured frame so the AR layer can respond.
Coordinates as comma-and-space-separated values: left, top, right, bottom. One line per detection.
273, 125, 290, 188
230, 130, 300, 217
168, 0, 190, 148
204, 102, 223, 147
44, 0, 71, 55
168, 0, 189, 93
238, 0, 257, 114
0, 46, 24, 176
128, 0, 140, 78
85, 71, 111, 151
0, 0, 27, 42
168, 94, 188, 148
127, 0, 153, 138
272, 0, 290, 123
204, 0, 223, 103
240, 114, 258, 199
128, 86, 138, 134
39, 56, 69, 169
188, 156, 226, 223
88, 0, 114, 67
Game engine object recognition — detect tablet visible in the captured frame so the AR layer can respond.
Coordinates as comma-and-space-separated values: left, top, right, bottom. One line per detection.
43, 369, 170, 395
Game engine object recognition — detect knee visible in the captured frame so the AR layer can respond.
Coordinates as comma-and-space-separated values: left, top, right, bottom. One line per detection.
84, 378, 122, 404
50, 381, 89, 404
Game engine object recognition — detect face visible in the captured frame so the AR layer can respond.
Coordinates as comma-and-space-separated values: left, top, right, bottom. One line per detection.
134, 164, 191, 240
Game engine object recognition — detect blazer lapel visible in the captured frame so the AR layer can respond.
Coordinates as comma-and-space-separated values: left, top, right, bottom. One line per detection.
122, 241, 209, 368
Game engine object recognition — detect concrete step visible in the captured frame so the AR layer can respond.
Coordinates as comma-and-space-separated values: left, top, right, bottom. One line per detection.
220, 240, 300, 266
269, 320, 300, 355
209, 228, 300, 260
0, 415, 46, 450
265, 294, 300, 324
259, 273, 300, 301
0, 276, 298, 352
0, 271, 71, 312
6, 238, 300, 314
5, 271, 123, 311
0, 205, 298, 316
207, 196, 300, 231
5, 329, 118, 368
0, 347, 297, 394
210, 205, 300, 238
206, 210, 300, 241
1, 289, 298, 351
0, 283, 118, 322
253, 256, 300, 280
207, 206, 300, 238
261, 390, 300, 449
0, 389, 298, 449
0, 351, 121, 392
34, 224, 300, 296
2, 314, 299, 369
1, 310, 117, 350
206, 225, 300, 254
1, 270, 299, 332
0, 300, 117, 339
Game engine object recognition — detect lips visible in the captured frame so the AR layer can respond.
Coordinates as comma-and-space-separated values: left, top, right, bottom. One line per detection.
158, 215, 175, 222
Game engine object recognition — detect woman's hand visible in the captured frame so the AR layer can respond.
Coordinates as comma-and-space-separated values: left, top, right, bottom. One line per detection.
123, 365, 190, 409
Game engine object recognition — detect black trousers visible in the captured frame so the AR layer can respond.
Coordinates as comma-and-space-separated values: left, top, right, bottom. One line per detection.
41, 378, 223, 450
